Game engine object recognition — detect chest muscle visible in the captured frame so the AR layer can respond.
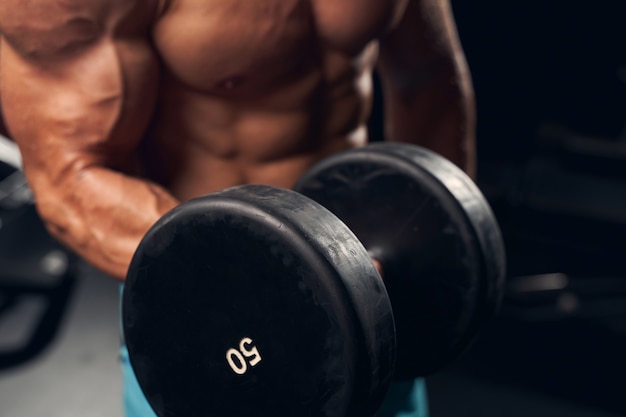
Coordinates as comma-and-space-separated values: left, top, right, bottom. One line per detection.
152, 0, 408, 93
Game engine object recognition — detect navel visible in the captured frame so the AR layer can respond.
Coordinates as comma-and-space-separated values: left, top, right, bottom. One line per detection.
216, 75, 247, 90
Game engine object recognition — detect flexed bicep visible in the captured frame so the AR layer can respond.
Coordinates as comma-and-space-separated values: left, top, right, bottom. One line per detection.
0, 0, 160, 169
0, 0, 177, 281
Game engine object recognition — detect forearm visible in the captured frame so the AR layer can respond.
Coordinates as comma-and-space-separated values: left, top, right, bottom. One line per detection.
376, 0, 477, 178
379, 58, 476, 177
34, 165, 180, 281
0, 5, 169, 279
0, 42, 6, 137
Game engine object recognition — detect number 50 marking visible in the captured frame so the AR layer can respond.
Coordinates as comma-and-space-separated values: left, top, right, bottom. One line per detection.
226, 337, 262, 375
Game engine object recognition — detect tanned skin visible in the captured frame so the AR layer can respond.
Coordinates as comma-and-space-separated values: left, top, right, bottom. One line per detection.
0, 52, 6, 138
0, 0, 474, 281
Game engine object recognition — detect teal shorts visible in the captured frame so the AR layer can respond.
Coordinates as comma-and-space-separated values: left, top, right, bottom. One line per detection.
120, 345, 428, 417
119, 288, 428, 417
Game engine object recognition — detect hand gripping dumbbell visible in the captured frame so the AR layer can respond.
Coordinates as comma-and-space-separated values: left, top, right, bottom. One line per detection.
122, 142, 506, 417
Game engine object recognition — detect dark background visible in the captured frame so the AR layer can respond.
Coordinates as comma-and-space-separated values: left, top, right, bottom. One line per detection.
431, 2, 626, 416
456, 1, 626, 160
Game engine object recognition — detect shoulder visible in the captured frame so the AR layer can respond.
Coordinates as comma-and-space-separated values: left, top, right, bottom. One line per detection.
0, 0, 159, 59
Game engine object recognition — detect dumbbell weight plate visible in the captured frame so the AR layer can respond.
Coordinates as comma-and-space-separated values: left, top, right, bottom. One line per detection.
295, 142, 506, 378
122, 185, 395, 417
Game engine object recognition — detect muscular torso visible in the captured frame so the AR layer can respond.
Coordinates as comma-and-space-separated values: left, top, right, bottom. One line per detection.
142, 0, 407, 200
0, 0, 440, 280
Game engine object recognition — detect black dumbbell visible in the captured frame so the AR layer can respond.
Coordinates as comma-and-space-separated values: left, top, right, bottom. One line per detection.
122, 142, 506, 417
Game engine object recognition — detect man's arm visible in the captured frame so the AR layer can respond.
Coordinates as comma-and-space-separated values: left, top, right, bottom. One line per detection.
377, 0, 476, 177
0, 43, 8, 138
0, 0, 180, 280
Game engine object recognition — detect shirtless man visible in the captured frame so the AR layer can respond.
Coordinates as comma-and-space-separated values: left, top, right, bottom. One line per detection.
0, 0, 475, 416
